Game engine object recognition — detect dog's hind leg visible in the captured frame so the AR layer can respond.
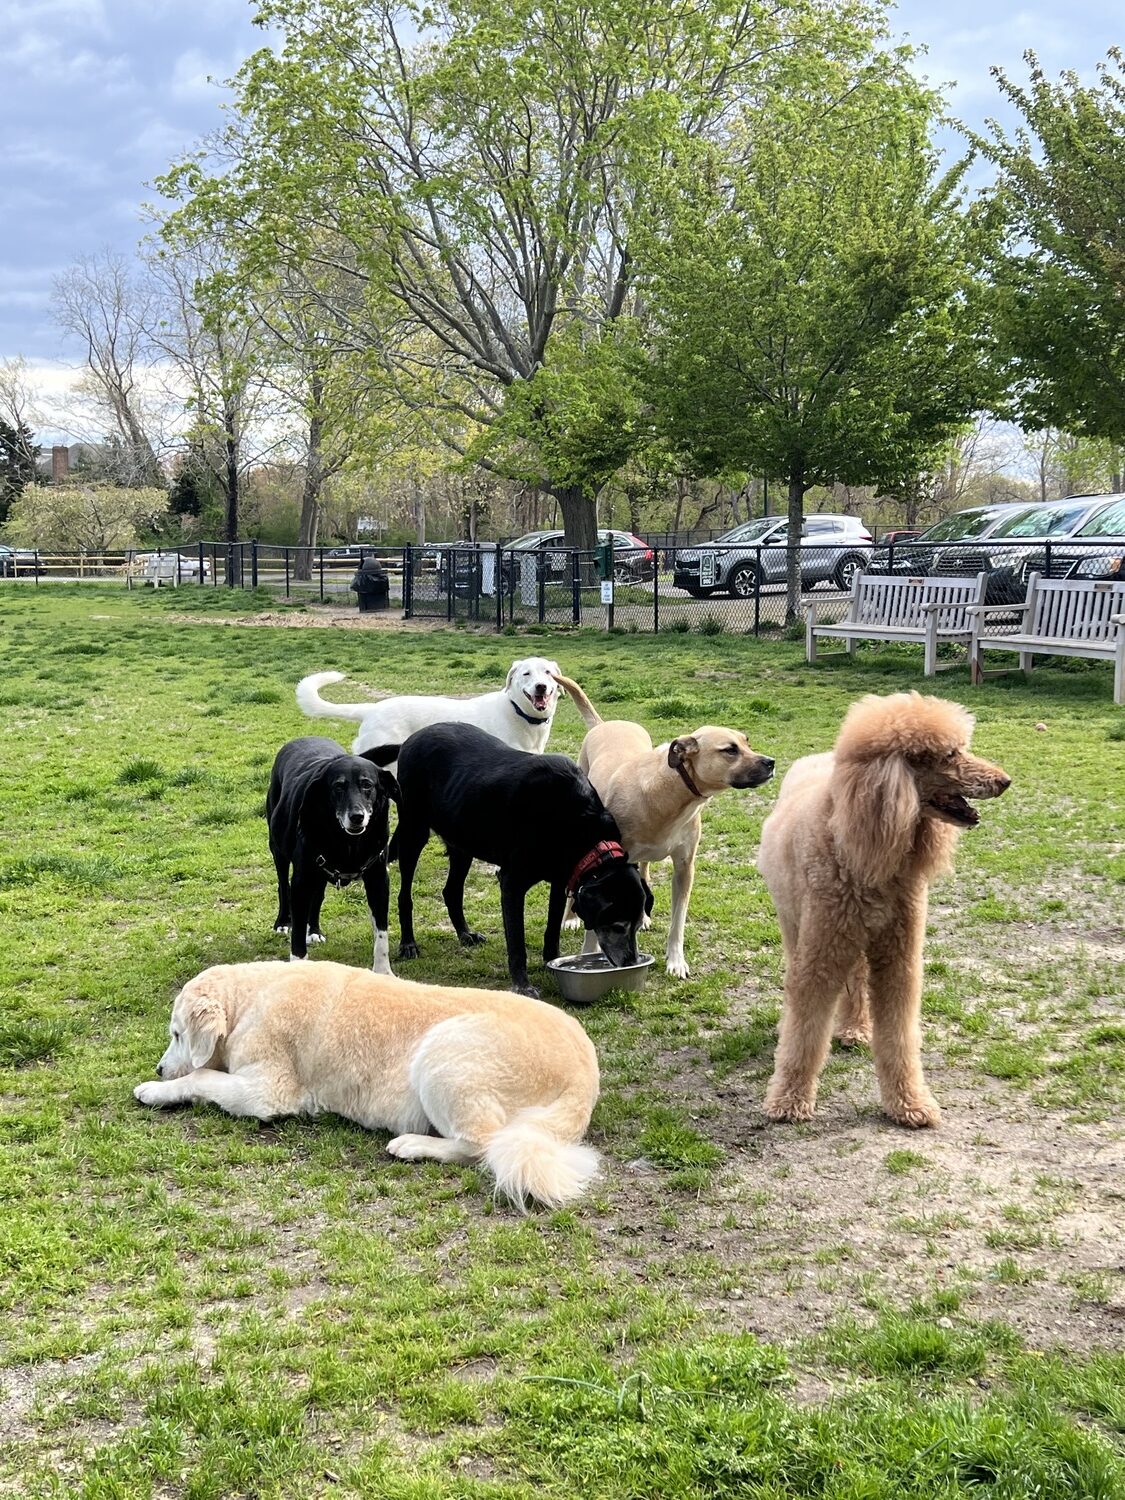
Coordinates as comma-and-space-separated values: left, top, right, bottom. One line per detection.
362, 856, 394, 974
637, 862, 653, 930
764, 933, 860, 1122
833, 956, 871, 1047
271, 841, 291, 935
442, 845, 486, 947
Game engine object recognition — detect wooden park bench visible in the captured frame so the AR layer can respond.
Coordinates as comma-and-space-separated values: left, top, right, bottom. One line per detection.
970, 573, 1125, 705
806, 572, 988, 677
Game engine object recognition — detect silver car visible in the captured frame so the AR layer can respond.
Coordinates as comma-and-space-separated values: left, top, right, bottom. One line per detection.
672, 514, 874, 598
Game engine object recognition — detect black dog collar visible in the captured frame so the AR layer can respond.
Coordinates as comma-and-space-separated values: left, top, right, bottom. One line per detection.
315, 851, 384, 888
511, 698, 548, 726
673, 760, 705, 799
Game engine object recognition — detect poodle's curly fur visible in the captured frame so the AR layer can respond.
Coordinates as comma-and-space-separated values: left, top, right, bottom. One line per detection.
757, 692, 1010, 1129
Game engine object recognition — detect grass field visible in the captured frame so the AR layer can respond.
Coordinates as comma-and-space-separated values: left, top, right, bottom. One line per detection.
1, 585, 1122, 1499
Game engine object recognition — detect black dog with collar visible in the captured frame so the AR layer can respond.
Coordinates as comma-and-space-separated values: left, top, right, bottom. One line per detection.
266, 736, 399, 967
367, 723, 652, 996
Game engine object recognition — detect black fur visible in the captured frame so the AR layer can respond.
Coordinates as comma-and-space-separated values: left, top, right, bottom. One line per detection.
265, 736, 398, 961
367, 723, 650, 996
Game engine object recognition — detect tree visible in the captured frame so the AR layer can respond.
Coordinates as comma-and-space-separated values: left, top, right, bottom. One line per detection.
159, 0, 886, 550
51, 252, 166, 487
3, 484, 169, 553
646, 58, 996, 616
979, 50, 1125, 468
0, 419, 39, 524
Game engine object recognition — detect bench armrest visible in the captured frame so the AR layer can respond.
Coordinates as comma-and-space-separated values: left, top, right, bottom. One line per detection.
1111, 613, 1125, 626
964, 603, 1022, 616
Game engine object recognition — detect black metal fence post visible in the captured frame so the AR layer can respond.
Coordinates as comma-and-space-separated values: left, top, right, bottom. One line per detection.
251, 540, 259, 590
652, 557, 659, 633
34, 550, 40, 587
753, 547, 761, 636
403, 547, 414, 618
318, 548, 325, 602
571, 549, 581, 626
496, 544, 504, 631
1044, 538, 1053, 578
537, 553, 546, 624
284, 548, 290, 597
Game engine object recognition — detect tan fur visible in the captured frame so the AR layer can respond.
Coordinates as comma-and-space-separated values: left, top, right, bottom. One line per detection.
554, 673, 774, 978
757, 692, 1010, 1129
135, 961, 600, 1209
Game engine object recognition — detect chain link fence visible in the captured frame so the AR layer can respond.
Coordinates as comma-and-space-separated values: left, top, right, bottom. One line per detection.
4, 536, 1120, 640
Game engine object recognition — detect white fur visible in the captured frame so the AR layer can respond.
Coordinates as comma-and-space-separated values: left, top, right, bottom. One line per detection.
295, 659, 565, 770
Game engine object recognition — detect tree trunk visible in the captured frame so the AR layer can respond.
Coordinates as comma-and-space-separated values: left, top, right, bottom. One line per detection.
785, 468, 807, 625
552, 484, 598, 551
294, 404, 324, 582
413, 475, 426, 545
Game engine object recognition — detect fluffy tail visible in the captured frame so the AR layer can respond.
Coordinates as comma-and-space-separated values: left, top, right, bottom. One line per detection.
295, 671, 375, 723
483, 1106, 600, 1210
552, 673, 602, 729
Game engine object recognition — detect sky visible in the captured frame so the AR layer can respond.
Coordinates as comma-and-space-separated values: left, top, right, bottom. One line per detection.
0, 0, 1120, 387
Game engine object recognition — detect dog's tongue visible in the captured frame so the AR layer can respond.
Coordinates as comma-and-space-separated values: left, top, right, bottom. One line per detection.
533, 692, 548, 711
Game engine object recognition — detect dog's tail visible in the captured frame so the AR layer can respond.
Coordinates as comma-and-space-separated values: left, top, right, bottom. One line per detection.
295, 671, 376, 723
483, 1105, 600, 1211
552, 673, 601, 729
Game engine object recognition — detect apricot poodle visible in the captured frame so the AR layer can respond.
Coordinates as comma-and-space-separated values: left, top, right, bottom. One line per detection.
757, 692, 1010, 1128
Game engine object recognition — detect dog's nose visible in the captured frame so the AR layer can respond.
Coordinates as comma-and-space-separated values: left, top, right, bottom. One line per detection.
347, 814, 366, 830
760, 757, 775, 774
156, 1063, 164, 1077
997, 774, 1012, 792
535, 683, 548, 695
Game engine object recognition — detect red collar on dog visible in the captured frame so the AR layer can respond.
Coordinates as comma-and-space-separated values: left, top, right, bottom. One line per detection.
567, 840, 627, 893
673, 760, 705, 799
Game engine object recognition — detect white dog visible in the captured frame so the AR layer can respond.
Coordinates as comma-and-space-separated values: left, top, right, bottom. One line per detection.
134, 961, 601, 1209
295, 658, 565, 768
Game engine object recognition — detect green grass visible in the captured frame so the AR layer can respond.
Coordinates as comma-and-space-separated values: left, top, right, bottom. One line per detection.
1, 584, 1123, 1497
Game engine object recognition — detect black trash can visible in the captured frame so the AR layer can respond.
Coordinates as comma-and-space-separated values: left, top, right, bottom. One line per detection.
351, 554, 390, 612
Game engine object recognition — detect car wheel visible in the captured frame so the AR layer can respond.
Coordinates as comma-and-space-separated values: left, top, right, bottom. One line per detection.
833, 554, 865, 591
613, 563, 631, 585
729, 563, 760, 598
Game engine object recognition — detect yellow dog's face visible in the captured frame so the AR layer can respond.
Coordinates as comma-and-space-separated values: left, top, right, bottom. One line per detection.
909, 742, 1011, 829
154, 977, 228, 1079
668, 727, 775, 795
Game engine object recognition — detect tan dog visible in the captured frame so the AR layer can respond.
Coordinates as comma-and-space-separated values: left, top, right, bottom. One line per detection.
135, 961, 600, 1209
554, 675, 775, 977
757, 692, 1010, 1129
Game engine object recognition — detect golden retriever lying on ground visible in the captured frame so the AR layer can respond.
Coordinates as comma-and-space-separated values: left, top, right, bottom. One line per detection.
135, 961, 600, 1209
757, 692, 1010, 1128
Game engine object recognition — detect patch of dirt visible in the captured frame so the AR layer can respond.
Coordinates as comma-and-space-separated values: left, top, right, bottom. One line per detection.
163, 609, 444, 631
590, 1042, 1124, 1353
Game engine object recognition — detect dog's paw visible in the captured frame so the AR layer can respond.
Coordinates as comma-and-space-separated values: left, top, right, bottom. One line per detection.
458, 930, 487, 948
398, 942, 420, 960
883, 1094, 941, 1129
288, 953, 310, 963
665, 954, 690, 980
273, 923, 291, 935
762, 1089, 817, 1123
513, 982, 540, 999
134, 1081, 169, 1108
562, 915, 582, 931
306, 929, 326, 945
834, 1025, 872, 1049
386, 1133, 434, 1160
640, 913, 653, 931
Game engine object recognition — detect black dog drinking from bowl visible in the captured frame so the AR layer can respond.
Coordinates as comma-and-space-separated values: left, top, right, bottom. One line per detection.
366, 723, 652, 996
266, 736, 399, 970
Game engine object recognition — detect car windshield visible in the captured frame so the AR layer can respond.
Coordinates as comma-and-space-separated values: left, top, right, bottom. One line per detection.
989, 504, 1090, 540
1076, 498, 1125, 537
915, 509, 1008, 543
713, 518, 782, 544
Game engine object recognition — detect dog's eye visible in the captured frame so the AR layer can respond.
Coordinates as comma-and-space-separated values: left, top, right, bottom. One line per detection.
945, 748, 958, 760
722, 746, 738, 756
172, 1029, 180, 1042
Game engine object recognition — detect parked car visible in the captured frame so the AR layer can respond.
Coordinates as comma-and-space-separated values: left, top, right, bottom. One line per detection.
0, 545, 43, 577
868, 499, 1114, 605
866, 504, 1031, 582
1040, 494, 1125, 583
671, 514, 873, 598
503, 528, 656, 585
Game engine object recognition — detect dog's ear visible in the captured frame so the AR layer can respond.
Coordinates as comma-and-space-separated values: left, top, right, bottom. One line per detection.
667, 736, 699, 769
506, 661, 521, 689
360, 745, 400, 769
830, 753, 920, 887
375, 768, 400, 808
182, 981, 228, 1070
